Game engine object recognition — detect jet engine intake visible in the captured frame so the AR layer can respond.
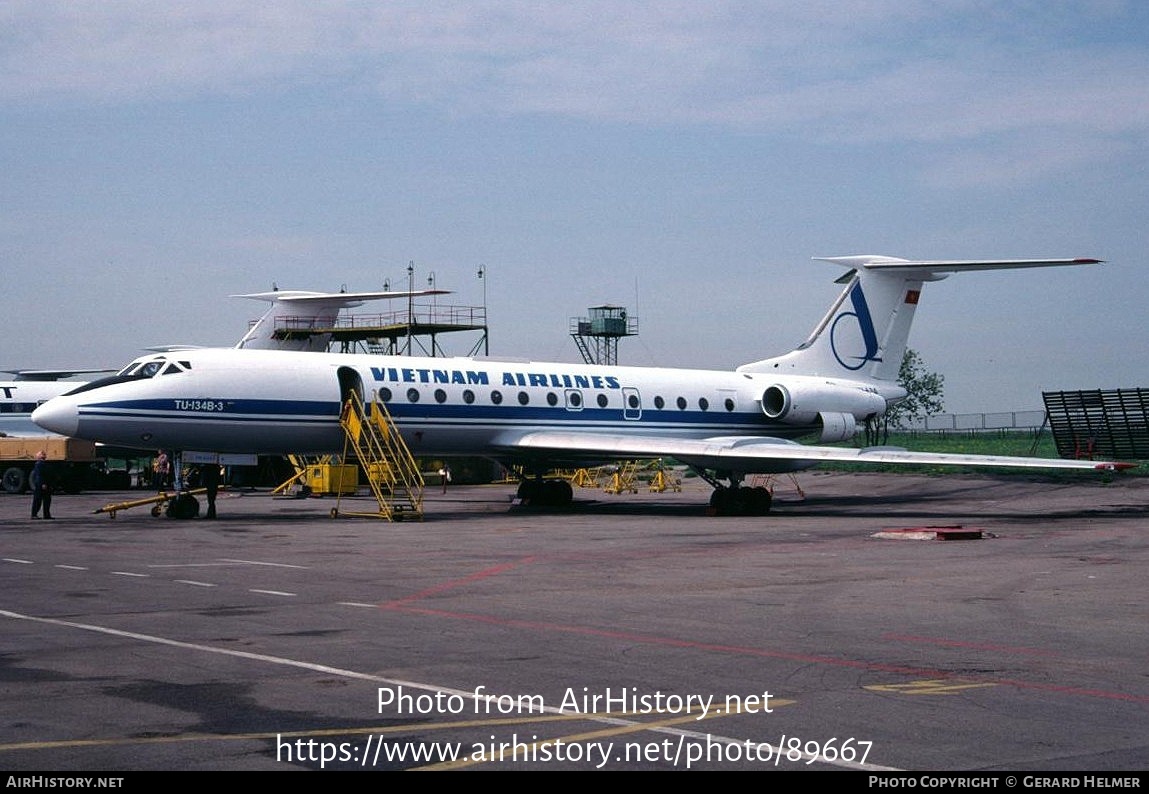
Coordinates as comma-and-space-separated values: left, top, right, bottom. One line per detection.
761, 383, 886, 426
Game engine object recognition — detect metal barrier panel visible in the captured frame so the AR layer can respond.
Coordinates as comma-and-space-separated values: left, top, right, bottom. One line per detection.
1042, 388, 1149, 460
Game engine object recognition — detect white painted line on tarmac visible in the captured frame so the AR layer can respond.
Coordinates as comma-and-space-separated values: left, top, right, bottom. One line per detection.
221, 558, 309, 569
0, 608, 898, 772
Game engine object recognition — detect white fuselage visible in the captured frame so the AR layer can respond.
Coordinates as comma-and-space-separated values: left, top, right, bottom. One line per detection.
1, 380, 87, 437
31, 347, 894, 462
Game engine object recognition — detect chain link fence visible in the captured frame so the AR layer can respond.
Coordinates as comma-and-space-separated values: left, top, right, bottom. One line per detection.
894, 410, 1047, 435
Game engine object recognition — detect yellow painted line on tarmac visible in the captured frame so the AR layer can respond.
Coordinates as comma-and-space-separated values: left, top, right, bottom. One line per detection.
0, 713, 630, 754
1, 703, 797, 768
864, 679, 998, 695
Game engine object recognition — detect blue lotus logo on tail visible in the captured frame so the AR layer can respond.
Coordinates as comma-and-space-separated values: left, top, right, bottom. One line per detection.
830, 282, 882, 370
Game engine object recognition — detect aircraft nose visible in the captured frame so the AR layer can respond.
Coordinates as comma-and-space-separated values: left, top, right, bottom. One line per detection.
32, 398, 79, 437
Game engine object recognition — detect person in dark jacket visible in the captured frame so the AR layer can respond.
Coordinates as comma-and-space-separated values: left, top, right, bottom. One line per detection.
30, 450, 54, 520
201, 463, 221, 519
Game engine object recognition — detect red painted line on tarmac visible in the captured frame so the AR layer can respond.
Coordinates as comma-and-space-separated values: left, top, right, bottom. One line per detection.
882, 633, 1058, 657
383, 603, 1149, 705
379, 556, 539, 607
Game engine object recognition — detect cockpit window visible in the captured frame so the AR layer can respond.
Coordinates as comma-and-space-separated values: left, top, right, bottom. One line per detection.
67, 356, 178, 396
119, 357, 168, 377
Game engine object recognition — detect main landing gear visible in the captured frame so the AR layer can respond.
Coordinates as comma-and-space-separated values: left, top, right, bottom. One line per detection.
708, 485, 773, 516
698, 469, 773, 517
509, 466, 774, 516
515, 477, 574, 508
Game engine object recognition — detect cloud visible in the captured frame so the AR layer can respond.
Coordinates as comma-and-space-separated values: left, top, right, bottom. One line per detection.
3, 1, 1147, 184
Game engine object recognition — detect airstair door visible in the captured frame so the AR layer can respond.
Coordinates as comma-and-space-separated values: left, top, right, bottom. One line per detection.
337, 366, 364, 407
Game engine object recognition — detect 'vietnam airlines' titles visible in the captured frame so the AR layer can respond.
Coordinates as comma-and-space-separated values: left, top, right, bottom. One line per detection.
370, 367, 621, 390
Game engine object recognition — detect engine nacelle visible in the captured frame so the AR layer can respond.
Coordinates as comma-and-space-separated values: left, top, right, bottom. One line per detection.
760, 382, 887, 429
816, 411, 856, 442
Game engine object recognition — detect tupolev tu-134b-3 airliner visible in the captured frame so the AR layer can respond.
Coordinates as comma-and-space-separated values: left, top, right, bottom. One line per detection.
32, 255, 1133, 515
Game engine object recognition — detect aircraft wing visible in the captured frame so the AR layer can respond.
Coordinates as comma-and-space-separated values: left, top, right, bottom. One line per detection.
493, 431, 1133, 473
1, 368, 114, 381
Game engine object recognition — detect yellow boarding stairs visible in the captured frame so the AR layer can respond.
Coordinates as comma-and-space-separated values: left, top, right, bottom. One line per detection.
332, 392, 424, 521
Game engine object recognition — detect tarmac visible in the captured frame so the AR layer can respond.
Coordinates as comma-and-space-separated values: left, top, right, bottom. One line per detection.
2, 470, 1147, 771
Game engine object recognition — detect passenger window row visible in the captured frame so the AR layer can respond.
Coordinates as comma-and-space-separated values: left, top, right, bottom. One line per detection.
376, 387, 737, 412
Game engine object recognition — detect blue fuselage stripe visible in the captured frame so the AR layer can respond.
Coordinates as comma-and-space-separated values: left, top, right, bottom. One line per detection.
82, 398, 764, 427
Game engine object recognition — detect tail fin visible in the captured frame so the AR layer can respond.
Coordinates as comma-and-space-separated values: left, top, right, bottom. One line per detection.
737, 255, 1101, 380
234, 288, 450, 352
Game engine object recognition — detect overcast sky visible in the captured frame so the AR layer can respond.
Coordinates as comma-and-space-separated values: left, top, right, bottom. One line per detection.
3, 1, 1147, 413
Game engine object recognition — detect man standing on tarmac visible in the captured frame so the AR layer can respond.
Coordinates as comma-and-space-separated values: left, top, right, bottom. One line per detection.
201, 463, 221, 519
30, 450, 54, 520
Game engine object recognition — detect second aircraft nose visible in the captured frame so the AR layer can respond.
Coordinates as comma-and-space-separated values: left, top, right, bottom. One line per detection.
31, 398, 80, 437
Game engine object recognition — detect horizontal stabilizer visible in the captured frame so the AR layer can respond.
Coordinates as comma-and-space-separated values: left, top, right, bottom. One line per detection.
739, 254, 1103, 380
233, 288, 451, 307
815, 256, 1102, 281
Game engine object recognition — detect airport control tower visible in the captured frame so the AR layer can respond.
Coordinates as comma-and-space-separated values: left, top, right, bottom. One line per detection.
569, 304, 638, 366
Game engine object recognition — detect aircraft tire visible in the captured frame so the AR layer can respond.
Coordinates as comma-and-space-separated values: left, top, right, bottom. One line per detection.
516, 479, 573, 507
709, 486, 772, 516
549, 479, 573, 506
165, 493, 200, 520
709, 487, 731, 514
750, 486, 772, 515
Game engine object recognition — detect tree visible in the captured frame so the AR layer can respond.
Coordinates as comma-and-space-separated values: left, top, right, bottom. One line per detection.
866, 349, 945, 444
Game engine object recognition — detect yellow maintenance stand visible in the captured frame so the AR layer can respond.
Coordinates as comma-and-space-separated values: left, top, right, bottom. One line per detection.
275, 454, 360, 496
331, 392, 424, 521
648, 462, 682, 493
568, 467, 603, 489
603, 460, 640, 494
